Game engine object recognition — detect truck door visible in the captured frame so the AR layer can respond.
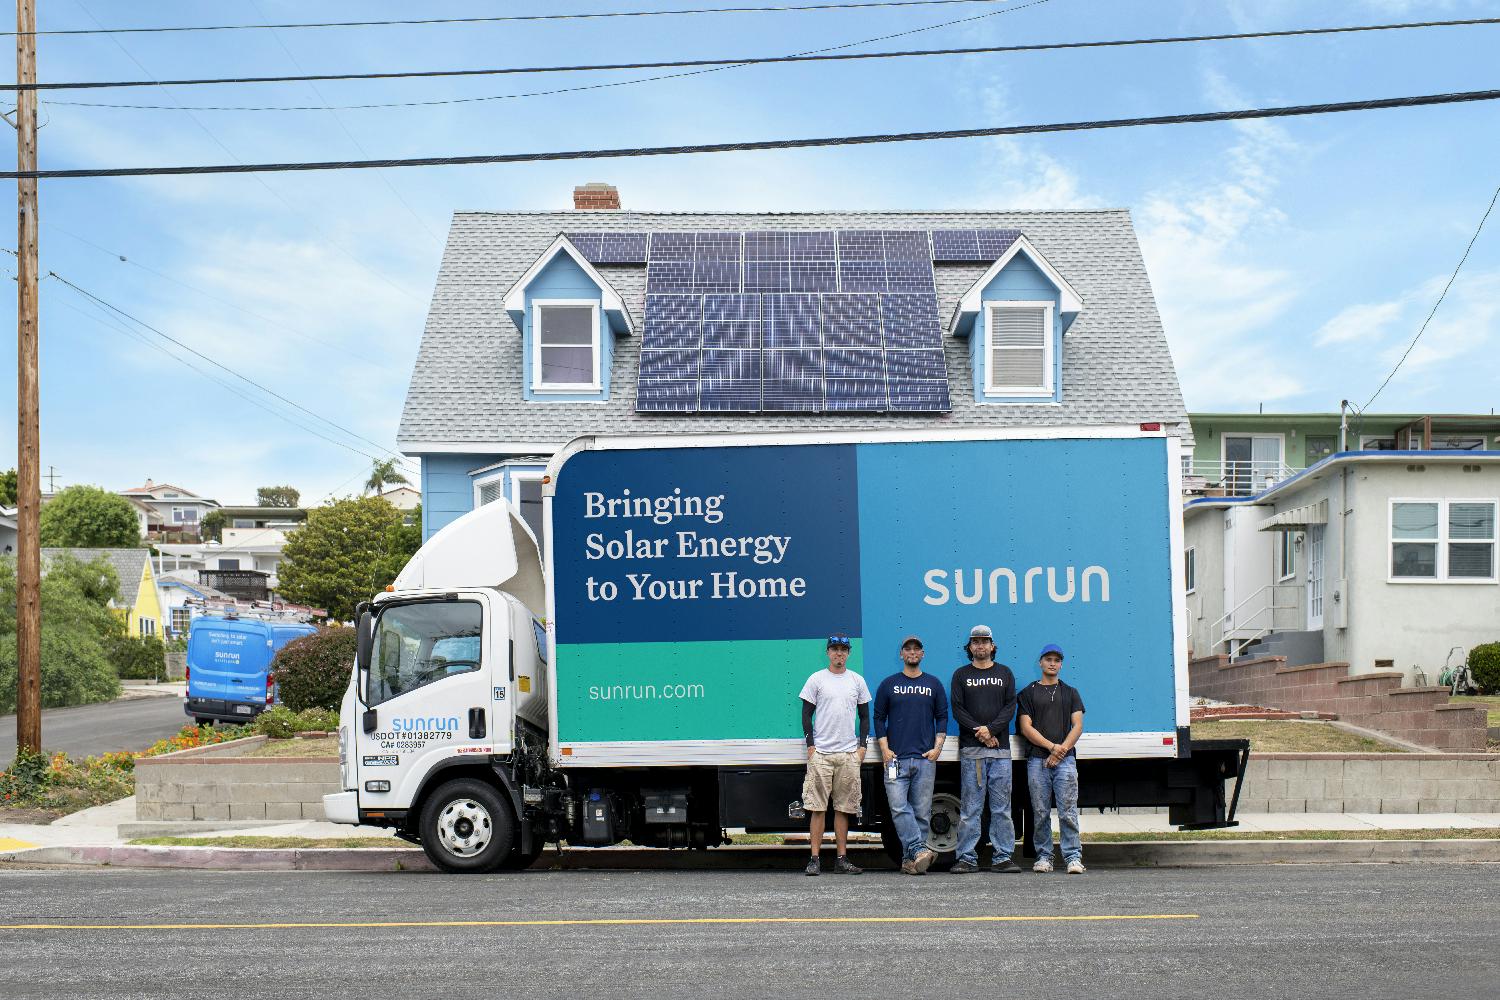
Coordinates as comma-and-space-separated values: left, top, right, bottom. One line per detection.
354, 593, 508, 810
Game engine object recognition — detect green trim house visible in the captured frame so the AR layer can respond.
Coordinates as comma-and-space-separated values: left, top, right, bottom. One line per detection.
1186, 412, 1500, 497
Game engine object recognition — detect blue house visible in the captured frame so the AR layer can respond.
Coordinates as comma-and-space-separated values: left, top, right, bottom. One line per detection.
398, 184, 1188, 550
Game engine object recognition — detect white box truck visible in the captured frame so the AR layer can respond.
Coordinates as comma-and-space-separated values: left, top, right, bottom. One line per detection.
325, 426, 1248, 872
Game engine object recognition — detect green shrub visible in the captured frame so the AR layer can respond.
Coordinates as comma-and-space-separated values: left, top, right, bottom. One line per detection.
1469, 642, 1500, 695
255, 705, 340, 739
0, 555, 121, 714
272, 629, 356, 712
109, 634, 166, 680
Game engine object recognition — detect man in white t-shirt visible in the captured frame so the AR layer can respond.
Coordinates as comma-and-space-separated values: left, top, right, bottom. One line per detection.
798, 633, 872, 876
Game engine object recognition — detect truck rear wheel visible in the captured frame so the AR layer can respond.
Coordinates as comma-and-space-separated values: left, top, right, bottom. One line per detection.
418, 778, 516, 874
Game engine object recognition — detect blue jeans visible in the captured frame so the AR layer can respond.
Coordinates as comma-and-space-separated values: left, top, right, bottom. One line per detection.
956, 747, 1013, 866
1027, 754, 1081, 865
882, 755, 936, 861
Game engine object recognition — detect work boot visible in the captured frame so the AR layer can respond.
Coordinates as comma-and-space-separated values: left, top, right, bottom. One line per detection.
948, 860, 979, 874
834, 855, 863, 874
912, 848, 937, 874
990, 858, 1023, 874
900, 858, 921, 875
1067, 859, 1087, 875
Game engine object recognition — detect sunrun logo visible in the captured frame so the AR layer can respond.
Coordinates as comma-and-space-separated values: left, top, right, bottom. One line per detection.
389, 716, 460, 732
922, 566, 1110, 606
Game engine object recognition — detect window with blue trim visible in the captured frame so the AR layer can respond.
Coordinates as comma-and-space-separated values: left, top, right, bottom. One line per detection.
532, 300, 601, 392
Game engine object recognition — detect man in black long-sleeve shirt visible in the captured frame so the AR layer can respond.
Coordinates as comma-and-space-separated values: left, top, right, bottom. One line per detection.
948, 624, 1020, 874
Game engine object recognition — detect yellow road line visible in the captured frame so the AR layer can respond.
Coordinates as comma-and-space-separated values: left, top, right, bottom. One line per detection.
2, 914, 1197, 931
0, 838, 40, 852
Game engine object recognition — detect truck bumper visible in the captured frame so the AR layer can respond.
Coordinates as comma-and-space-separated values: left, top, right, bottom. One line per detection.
322, 791, 359, 826
184, 697, 264, 723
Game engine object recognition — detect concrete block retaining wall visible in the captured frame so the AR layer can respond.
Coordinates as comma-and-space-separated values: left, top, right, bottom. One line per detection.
1189, 655, 1489, 750
1232, 754, 1500, 814
134, 736, 340, 822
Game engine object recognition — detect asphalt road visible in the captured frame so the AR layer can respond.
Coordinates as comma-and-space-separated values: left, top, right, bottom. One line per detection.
0, 696, 188, 766
0, 864, 1494, 999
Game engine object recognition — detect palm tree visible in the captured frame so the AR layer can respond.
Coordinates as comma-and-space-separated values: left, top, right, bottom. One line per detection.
365, 458, 411, 496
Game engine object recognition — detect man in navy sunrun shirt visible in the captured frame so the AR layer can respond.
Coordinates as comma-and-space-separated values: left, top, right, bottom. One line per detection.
873, 635, 948, 875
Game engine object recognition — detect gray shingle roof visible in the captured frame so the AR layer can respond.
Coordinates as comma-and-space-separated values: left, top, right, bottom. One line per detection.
41, 547, 150, 604
398, 210, 1187, 450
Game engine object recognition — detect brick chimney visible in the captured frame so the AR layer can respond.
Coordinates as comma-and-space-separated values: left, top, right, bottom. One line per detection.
573, 183, 620, 210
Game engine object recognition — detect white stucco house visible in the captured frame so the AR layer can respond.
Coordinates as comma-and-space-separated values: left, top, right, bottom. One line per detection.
1184, 449, 1500, 683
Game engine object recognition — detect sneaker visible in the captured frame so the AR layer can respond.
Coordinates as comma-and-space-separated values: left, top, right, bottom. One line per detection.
948, 860, 979, 874
989, 858, 1023, 874
1032, 858, 1054, 873
804, 856, 821, 877
911, 848, 936, 874
1066, 859, 1086, 875
834, 855, 863, 875
900, 858, 924, 875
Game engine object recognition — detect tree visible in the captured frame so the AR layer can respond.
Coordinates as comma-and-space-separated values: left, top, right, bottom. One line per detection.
364, 458, 410, 496
278, 497, 409, 621
38, 485, 141, 548
199, 508, 226, 543
256, 485, 301, 508
0, 468, 16, 507
0, 554, 122, 714
373, 504, 422, 588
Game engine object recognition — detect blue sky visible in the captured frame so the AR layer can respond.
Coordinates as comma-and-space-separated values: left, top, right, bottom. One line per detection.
1, 0, 1497, 505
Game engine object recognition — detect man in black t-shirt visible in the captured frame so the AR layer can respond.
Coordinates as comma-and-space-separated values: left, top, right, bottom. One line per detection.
1016, 643, 1086, 874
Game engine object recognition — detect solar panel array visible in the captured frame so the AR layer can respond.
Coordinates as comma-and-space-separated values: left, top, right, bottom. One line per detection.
559, 228, 1028, 413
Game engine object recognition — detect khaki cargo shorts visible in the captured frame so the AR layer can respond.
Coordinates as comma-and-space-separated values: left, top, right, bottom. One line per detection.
803, 751, 862, 814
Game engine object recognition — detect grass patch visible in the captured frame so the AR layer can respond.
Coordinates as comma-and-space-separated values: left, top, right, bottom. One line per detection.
129, 836, 399, 849
1082, 828, 1500, 842
245, 736, 339, 758
728, 833, 787, 845
1451, 695, 1500, 727
1193, 720, 1407, 753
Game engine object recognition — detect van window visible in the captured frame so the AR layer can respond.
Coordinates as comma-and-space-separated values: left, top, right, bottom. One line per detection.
368, 601, 483, 706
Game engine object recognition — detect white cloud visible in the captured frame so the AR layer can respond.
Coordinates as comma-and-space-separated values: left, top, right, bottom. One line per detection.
1314, 299, 1407, 346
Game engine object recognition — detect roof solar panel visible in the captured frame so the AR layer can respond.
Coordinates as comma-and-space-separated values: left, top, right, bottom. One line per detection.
824, 379, 886, 411
650, 232, 695, 260
699, 349, 761, 411
640, 294, 702, 349
823, 347, 885, 380
837, 230, 885, 260
646, 259, 694, 295
691, 257, 741, 294
744, 231, 790, 261
837, 259, 886, 293
702, 294, 759, 349
885, 259, 936, 294
885, 349, 946, 381
929, 229, 980, 261
695, 231, 742, 258
638, 347, 699, 381
762, 293, 821, 349
886, 379, 950, 411
822, 293, 881, 348
743, 260, 790, 294
564, 231, 648, 264
787, 260, 836, 292
882, 230, 929, 260
975, 228, 1022, 259
788, 231, 836, 257
880, 294, 942, 348
636, 380, 698, 412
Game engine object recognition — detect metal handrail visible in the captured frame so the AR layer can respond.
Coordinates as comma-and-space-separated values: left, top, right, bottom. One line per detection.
1183, 460, 1301, 495
1208, 583, 1304, 652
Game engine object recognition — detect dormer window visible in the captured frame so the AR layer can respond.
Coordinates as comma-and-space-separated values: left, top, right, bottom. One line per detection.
532, 300, 601, 391
985, 302, 1054, 396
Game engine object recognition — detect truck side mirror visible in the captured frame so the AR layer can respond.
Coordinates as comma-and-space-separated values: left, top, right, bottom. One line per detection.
355, 609, 374, 674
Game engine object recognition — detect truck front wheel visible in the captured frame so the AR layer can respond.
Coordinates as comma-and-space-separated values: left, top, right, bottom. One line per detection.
419, 778, 516, 874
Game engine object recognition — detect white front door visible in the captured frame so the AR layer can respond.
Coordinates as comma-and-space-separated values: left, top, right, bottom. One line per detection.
1306, 525, 1325, 630
355, 594, 504, 811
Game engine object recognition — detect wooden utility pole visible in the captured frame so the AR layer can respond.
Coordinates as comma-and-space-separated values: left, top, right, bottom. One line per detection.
15, 0, 40, 754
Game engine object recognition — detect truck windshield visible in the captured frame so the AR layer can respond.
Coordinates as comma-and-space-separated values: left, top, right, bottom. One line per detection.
367, 600, 483, 706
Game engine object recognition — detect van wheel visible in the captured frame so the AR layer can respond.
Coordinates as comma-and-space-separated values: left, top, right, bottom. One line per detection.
419, 778, 516, 874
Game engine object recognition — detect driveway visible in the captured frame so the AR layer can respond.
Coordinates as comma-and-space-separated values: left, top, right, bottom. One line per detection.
0, 695, 189, 766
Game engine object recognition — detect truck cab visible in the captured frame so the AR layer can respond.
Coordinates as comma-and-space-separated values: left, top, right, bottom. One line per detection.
323, 499, 550, 871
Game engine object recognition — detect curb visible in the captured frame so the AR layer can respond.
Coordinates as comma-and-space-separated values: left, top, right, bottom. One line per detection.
3, 839, 1499, 872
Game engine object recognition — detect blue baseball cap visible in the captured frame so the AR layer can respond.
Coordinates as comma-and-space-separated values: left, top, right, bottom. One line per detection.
1039, 643, 1065, 660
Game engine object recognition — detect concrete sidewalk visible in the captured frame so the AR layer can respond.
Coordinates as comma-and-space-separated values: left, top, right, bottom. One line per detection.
3, 796, 1499, 869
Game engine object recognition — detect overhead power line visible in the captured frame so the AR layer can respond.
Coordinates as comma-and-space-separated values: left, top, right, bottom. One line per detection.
10, 87, 1500, 180
21, 17, 1500, 95
2, 1, 1017, 37
41, 265, 417, 473
1363, 183, 1500, 410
